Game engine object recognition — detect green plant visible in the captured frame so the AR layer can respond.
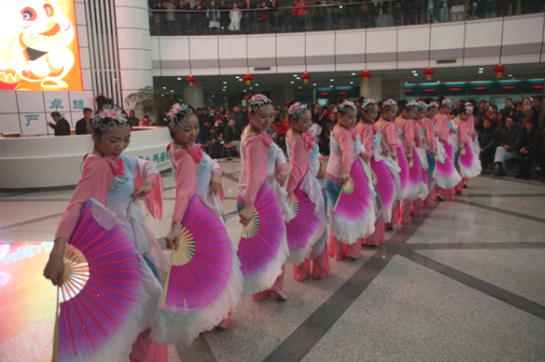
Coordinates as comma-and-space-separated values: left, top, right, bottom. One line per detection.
125, 86, 178, 123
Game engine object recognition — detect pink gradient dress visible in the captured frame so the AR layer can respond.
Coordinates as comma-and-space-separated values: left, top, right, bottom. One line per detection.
286, 133, 329, 281
422, 117, 439, 208
435, 114, 462, 193
55, 154, 167, 362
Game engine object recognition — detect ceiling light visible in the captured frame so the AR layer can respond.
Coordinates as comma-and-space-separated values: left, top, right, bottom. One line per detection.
255, 83, 259, 86
177, 77, 182, 80
412, 70, 417, 73
479, 68, 484, 70
350, 81, 354, 85
291, 81, 294, 84
250, 87, 253, 89
293, 74, 298, 77
413, 74, 418, 76
239, 78, 243, 81
223, 82, 227, 84
351, 73, 356, 76
508, 74, 512, 77
222, 89, 226, 91
235, 76, 240, 79
163, 86, 167, 89
330, 85, 333, 87
478, 71, 483, 74
244, 90, 247, 92
296, 77, 301, 80
171, 90, 174, 92
330, 79, 334, 82
313, 83, 316, 86
299, 87, 301, 89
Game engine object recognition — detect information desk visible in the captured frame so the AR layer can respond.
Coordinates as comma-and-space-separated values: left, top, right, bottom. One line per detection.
0, 127, 171, 189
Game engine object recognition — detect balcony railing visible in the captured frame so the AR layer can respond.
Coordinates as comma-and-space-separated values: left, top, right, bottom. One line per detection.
148, 0, 544, 36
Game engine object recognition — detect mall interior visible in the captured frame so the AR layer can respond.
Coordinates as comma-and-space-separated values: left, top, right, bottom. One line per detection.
1, 0, 545, 361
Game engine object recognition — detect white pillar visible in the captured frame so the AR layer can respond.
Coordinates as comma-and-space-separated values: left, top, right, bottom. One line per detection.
183, 80, 204, 108
382, 79, 405, 101
114, 0, 154, 105
360, 74, 382, 100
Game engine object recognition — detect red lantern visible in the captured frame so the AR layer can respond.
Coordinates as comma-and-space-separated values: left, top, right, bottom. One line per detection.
360, 70, 372, 82
494, 64, 506, 78
424, 67, 435, 81
301, 72, 311, 84
243, 74, 253, 85
186, 75, 196, 87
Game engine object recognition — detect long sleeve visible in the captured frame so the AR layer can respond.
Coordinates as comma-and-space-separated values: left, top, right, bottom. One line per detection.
133, 157, 163, 220
384, 122, 401, 150
172, 151, 198, 223
55, 157, 114, 239
287, 139, 311, 192
437, 115, 450, 143
338, 129, 355, 174
275, 144, 287, 174
507, 128, 524, 152
404, 119, 416, 148
360, 125, 374, 156
245, 137, 269, 203
425, 119, 437, 150
459, 122, 468, 146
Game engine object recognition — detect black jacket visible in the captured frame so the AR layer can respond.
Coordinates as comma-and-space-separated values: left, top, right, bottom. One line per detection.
499, 125, 523, 153
48, 118, 70, 136
479, 127, 499, 152
224, 125, 238, 143
75, 118, 90, 135
520, 128, 542, 154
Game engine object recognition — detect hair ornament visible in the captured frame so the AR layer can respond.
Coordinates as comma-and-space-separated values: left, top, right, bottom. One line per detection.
382, 99, 397, 110
417, 101, 429, 110
361, 98, 377, 110
169, 102, 194, 130
463, 102, 474, 115
337, 100, 357, 113
248, 94, 273, 112
288, 102, 308, 119
405, 100, 419, 110
441, 98, 452, 106
91, 104, 128, 132
428, 101, 439, 108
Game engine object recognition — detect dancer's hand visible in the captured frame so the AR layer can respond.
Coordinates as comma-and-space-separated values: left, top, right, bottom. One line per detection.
316, 160, 326, 179
381, 148, 390, 157
360, 153, 371, 163
277, 167, 289, 187
287, 191, 294, 203
165, 221, 181, 250
340, 172, 350, 186
43, 238, 67, 286
132, 181, 154, 202
430, 148, 437, 156
209, 173, 222, 196
239, 204, 255, 226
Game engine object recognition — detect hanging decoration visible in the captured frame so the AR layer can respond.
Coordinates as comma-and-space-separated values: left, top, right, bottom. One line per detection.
424, 68, 435, 81
493, 64, 506, 78
301, 72, 311, 84
186, 75, 196, 87
361, 70, 372, 82
243, 74, 253, 85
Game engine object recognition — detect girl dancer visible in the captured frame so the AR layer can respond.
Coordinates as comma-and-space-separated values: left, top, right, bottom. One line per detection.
237, 94, 290, 301
356, 99, 401, 245
435, 98, 462, 200
395, 100, 426, 225
421, 101, 440, 209
326, 99, 375, 260
411, 102, 431, 217
153, 103, 243, 343
285, 101, 329, 281
454, 102, 481, 191
43, 104, 167, 362
375, 99, 405, 230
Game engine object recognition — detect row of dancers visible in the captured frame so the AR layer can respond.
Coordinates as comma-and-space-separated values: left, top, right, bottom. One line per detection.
43, 94, 480, 361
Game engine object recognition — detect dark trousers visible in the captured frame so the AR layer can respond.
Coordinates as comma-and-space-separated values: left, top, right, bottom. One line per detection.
480, 148, 496, 170
516, 152, 538, 177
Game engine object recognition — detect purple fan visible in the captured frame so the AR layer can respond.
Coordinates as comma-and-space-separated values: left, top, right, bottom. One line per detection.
238, 181, 285, 276
395, 146, 409, 191
54, 200, 141, 360
459, 143, 481, 178
332, 159, 373, 221
162, 194, 233, 310
286, 182, 321, 256
370, 157, 395, 211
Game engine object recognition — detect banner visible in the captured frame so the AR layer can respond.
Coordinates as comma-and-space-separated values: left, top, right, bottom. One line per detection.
0, 0, 83, 91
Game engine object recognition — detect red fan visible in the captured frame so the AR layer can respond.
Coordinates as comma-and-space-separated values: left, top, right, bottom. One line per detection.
53, 200, 144, 361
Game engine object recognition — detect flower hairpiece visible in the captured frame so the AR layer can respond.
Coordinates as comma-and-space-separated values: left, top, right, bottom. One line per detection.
169, 102, 193, 130
382, 99, 397, 110
361, 98, 377, 111
91, 104, 128, 132
442, 98, 452, 106
337, 100, 356, 113
463, 102, 474, 115
248, 94, 273, 112
288, 102, 308, 119
428, 102, 439, 108
417, 101, 429, 110
405, 101, 419, 110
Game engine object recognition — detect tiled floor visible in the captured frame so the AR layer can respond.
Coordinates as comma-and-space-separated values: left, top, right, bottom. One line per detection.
1, 160, 545, 362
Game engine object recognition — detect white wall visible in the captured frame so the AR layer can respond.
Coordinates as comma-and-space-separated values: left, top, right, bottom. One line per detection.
151, 14, 545, 77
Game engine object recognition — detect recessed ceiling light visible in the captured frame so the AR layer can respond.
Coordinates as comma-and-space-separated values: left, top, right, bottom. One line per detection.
222, 89, 225, 91
255, 83, 259, 86
313, 83, 316, 86
243, 90, 247, 92
330, 85, 333, 87
351, 73, 356, 76
223, 82, 227, 84
350, 81, 354, 85
412, 70, 417, 73
239, 79, 243, 81
479, 68, 484, 70
250, 87, 253, 89
508, 74, 512, 77
330, 79, 334, 82
293, 74, 298, 77
171, 90, 174, 92
163, 86, 167, 89
291, 81, 294, 84
177, 77, 182, 80
296, 77, 301, 80
235, 76, 240, 79
299, 87, 301, 89
479, 71, 483, 74
212, 95, 215, 97
413, 74, 418, 76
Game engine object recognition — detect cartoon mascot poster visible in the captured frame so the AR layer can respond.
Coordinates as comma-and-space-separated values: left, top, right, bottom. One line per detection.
0, 0, 83, 90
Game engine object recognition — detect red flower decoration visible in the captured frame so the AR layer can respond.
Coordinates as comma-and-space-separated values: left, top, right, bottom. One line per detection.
259, 132, 273, 147
105, 156, 126, 176
187, 144, 204, 163
302, 132, 316, 148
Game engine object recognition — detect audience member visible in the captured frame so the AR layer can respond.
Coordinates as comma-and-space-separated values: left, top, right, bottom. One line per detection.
494, 117, 523, 176
75, 108, 93, 135
47, 112, 70, 136
128, 110, 140, 127
515, 119, 541, 179
479, 117, 500, 171
139, 115, 152, 126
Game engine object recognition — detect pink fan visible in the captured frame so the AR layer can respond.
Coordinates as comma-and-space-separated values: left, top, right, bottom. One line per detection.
53, 200, 142, 361
370, 157, 395, 211
161, 195, 233, 311
286, 180, 321, 262
238, 181, 285, 277
395, 146, 409, 191
458, 143, 481, 178
332, 159, 373, 221
435, 142, 461, 189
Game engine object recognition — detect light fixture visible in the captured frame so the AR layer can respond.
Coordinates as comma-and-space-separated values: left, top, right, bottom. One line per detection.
351, 73, 356, 76
313, 83, 316, 86
293, 74, 298, 77
291, 81, 294, 84
163, 86, 167, 89
330, 79, 334, 82
239, 78, 243, 81
255, 83, 259, 86
171, 90, 174, 92
296, 77, 301, 80
479, 71, 483, 73
222, 89, 226, 91
235, 76, 240, 79
177, 77, 182, 80
350, 81, 354, 84
413, 74, 418, 76
479, 68, 484, 70
330, 85, 333, 87
412, 70, 417, 73
508, 74, 512, 77
298, 87, 301, 89
243, 90, 247, 92
250, 87, 253, 89
223, 82, 227, 84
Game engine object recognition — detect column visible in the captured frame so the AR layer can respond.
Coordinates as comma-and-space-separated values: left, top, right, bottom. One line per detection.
381, 79, 405, 101
183, 80, 204, 108
360, 74, 382, 100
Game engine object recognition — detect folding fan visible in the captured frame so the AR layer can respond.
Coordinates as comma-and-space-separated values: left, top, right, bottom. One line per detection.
458, 143, 481, 178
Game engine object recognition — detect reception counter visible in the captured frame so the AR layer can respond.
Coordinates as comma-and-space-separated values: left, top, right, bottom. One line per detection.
0, 127, 172, 189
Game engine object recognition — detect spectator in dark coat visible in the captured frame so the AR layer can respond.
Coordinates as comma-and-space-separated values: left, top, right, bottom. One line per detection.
48, 112, 70, 136
75, 108, 93, 135
494, 117, 524, 176
515, 119, 542, 179
479, 118, 500, 171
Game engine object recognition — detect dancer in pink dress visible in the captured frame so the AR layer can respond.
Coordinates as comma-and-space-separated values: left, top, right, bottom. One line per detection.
356, 99, 401, 245
411, 102, 431, 217
421, 101, 440, 209
453, 102, 482, 193
395, 100, 427, 225
375, 99, 404, 230
435, 98, 462, 201
285, 101, 329, 281
156, 103, 243, 338
43, 104, 168, 362
326, 99, 376, 260
237, 94, 290, 301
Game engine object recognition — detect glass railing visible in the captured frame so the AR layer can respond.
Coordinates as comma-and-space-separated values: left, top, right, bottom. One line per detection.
148, 1, 544, 36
